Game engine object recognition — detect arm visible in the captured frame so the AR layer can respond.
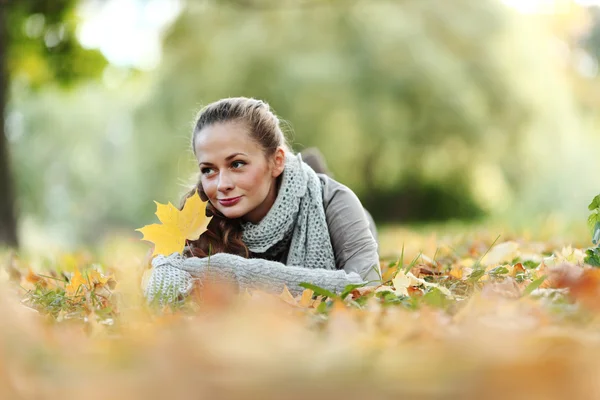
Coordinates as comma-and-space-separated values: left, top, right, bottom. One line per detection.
180, 253, 364, 297
144, 253, 195, 304
321, 177, 382, 285
144, 252, 365, 303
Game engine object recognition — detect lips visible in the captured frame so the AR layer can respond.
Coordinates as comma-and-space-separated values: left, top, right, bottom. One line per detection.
218, 196, 242, 207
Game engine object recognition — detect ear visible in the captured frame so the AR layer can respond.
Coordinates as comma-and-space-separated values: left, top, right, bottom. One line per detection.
271, 147, 286, 178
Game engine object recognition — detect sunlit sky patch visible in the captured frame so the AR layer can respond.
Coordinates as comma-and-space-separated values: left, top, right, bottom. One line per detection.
76, 0, 182, 70
501, 0, 600, 14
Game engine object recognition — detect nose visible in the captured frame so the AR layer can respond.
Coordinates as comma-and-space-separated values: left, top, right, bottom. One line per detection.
217, 171, 234, 193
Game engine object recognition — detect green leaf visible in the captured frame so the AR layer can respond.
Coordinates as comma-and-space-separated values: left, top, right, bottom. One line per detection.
585, 248, 600, 267
377, 291, 404, 305
468, 268, 486, 282
522, 260, 539, 269
593, 222, 600, 245
299, 283, 338, 300
588, 194, 600, 211
522, 275, 547, 297
340, 282, 368, 300
316, 301, 328, 314
588, 211, 600, 233
422, 288, 448, 308
489, 266, 509, 276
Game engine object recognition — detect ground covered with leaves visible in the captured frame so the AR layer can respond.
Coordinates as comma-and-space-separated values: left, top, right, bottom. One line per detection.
1, 221, 600, 399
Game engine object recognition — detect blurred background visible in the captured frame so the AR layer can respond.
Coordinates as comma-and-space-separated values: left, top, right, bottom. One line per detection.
2, 0, 600, 251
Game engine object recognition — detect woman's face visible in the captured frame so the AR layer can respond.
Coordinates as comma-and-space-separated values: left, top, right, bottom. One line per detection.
194, 121, 285, 224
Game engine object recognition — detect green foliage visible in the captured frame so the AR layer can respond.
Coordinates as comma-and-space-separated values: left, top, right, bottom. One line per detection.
422, 287, 448, 309
522, 260, 539, 269
138, 0, 569, 215
467, 268, 486, 283
584, 194, 600, 266
588, 195, 600, 244
339, 282, 368, 301
22, 277, 116, 323
6, 0, 107, 87
488, 266, 509, 277
585, 248, 600, 267
522, 275, 547, 297
8, 0, 600, 243
299, 282, 338, 300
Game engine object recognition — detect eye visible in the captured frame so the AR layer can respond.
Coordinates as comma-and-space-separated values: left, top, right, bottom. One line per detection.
201, 167, 215, 175
231, 160, 246, 169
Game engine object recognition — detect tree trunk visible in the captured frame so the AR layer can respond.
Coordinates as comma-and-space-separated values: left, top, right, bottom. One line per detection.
0, 3, 19, 248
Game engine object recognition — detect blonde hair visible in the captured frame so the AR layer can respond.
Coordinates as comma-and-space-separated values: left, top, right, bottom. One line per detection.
192, 97, 290, 157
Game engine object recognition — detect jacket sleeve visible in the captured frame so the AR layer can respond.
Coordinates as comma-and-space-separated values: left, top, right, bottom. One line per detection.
321, 177, 381, 286
180, 253, 365, 297
145, 252, 366, 302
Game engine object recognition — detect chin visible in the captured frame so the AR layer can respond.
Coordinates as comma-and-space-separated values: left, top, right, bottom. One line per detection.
217, 206, 248, 220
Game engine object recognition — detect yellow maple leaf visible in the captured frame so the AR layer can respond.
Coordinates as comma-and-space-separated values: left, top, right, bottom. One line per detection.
136, 190, 212, 257
65, 269, 87, 296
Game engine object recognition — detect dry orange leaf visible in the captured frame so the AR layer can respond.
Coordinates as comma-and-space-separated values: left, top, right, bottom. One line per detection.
299, 288, 314, 308
279, 285, 297, 306
25, 269, 46, 287
65, 268, 116, 297
65, 269, 87, 296
136, 190, 212, 257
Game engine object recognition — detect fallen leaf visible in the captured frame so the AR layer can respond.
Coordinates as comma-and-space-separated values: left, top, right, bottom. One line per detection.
65, 269, 87, 296
382, 264, 399, 282
481, 277, 521, 299
557, 268, 600, 312
449, 265, 463, 280
279, 285, 297, 306
512, 262, 526, 278
480, 241, 520, 266
299, 288, 314, 308
392, 271, 411, 297
64, 268, 115, 297
407, 272, 453, 298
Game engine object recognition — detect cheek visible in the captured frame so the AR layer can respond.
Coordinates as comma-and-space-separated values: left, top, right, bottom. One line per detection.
200, 178, 217, 198
240, 168, 270, 193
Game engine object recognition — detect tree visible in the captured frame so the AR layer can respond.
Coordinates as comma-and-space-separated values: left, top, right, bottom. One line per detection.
138, 0, 579, 221
0, 2, 16, 246
0, 0, 106, 248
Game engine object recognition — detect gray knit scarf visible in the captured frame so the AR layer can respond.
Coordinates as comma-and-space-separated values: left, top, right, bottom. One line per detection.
241, 153, 336, 270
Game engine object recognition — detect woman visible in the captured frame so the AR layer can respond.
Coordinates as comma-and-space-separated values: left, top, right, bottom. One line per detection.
145, 97, 381, 304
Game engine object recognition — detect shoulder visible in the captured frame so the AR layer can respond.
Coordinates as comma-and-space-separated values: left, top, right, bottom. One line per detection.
317, 174, 372, 250
318, 174, 361, 208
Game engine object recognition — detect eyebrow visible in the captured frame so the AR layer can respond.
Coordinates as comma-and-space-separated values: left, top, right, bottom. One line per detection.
198, 152, 248, 166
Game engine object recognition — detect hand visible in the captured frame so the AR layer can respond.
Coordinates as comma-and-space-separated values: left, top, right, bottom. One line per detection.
151, 252, 185, 269
179, 253, 239, 284
145, 252, 193, 304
